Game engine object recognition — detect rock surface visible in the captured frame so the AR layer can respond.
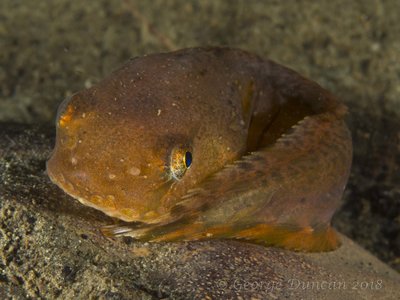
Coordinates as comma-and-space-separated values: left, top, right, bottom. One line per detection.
1, 123, 399, 299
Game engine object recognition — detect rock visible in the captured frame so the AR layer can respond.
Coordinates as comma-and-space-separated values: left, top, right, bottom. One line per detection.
1, 123, 399, 299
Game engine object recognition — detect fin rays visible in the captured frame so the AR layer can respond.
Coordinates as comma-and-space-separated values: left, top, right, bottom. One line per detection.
102, 220, 339, 252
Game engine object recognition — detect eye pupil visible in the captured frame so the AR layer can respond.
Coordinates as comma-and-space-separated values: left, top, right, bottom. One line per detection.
185, 151, 192, 168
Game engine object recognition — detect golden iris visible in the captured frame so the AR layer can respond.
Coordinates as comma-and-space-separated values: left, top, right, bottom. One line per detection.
170, 147, 192, 180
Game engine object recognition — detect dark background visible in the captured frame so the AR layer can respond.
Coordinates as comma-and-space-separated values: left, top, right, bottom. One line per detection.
1, 0, 399, 271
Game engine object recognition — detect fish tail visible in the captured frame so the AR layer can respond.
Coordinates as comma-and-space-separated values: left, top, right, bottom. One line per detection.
234, 223, 340, 252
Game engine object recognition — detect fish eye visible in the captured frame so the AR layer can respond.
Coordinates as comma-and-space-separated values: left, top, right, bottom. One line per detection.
170, 147, 192, 180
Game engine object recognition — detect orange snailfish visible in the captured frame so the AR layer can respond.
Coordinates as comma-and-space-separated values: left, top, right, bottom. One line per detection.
47, 47, 352, 252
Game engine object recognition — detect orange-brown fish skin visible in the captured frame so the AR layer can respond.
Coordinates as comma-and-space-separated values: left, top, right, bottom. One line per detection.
47, 47, 352, 251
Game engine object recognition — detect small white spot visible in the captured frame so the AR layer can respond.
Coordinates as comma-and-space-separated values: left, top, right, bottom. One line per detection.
71, 157, 78, 165
128, 167, 141, 176
226, 147, 231, 151
108, 174, 116, 180
157, 109, 162, 116
81, 113, 86, 118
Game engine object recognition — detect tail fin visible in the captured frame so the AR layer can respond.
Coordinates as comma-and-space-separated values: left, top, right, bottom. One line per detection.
235, 224, 340, 252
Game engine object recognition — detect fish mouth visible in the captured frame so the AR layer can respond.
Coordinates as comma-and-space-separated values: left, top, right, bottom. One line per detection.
46, 159, 142, 222
46, 155, 171, 224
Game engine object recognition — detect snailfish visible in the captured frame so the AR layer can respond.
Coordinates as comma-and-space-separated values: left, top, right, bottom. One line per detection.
47, 47, 352, 251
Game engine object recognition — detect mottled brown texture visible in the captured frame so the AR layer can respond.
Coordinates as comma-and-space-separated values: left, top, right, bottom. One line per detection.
47, 48, 352, 251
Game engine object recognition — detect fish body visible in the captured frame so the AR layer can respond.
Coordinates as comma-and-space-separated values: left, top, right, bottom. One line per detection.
47, 47, 352, 251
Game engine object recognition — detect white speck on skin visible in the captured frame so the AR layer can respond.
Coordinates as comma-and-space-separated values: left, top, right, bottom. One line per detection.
71, 157, 78, 165
128, 167, 141, 176
157, 109, 162, 116
108, 174, 116, 180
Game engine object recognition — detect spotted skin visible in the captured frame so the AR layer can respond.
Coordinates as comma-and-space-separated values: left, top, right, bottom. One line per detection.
47, 47, 352, 251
